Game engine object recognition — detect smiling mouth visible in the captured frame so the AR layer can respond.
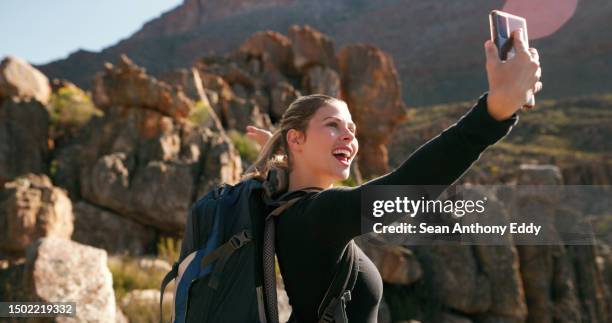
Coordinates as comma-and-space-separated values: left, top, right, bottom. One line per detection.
332, 149, 352, 166
333, 154, 350, 165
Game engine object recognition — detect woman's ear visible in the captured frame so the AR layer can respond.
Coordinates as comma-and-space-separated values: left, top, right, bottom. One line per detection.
286, 129, 305, 152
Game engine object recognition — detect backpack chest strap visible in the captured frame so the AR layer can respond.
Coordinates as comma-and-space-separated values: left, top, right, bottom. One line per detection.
199, 230, 252, 289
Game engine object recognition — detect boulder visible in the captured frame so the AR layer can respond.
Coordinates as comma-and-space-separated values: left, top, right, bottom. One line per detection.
474, 244, 527, 321
415, 244, 491, 314
225, 96, 272, 131
252, 89, 271, 115
17, 238, 115, 322
94, 55, 193, 119
158, 68, 201, 101
288, 25, 338, 72
565, 244, 609, 323
461, 187, 528, 321
197, 72, 261, 129
514, 165, 584, 323
338, 44, 407, 178
0, 174, 73, 255
270, 81, 300, 120
0, 98, 50, 182
0, 56, 51, 104
195, 131, 244, 199
302, 65, 341, 97
198, 59, 256, 92
72, 201, 156, 255
239, 30, 294, 74
54, 98, 241, 234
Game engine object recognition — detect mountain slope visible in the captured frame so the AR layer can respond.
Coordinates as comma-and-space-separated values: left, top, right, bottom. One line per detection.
38, 0, 612, 106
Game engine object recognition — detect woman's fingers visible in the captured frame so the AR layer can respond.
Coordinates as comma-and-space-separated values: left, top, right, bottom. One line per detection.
534, 81, 543, 94
246, 125, 273, 147
511, 29, 530, 55
484, 40, 501, 67
246, 125, 272, 136
528, 48, 539, 63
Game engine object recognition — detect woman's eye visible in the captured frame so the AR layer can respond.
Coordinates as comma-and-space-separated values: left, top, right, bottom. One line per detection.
327, 122, 338, 128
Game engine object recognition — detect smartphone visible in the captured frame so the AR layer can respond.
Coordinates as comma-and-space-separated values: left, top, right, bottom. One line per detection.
489, 10, 535, 108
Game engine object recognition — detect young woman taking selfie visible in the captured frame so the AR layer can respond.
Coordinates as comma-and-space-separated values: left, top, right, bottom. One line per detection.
240, 31, 541, 322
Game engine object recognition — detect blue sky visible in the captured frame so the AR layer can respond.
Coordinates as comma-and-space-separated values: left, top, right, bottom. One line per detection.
0, 0, 182, 65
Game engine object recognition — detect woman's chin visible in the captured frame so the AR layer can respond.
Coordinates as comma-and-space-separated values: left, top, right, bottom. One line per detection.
337, 169, 351, 180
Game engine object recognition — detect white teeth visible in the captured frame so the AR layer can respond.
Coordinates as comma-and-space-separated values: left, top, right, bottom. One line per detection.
332, 148, 351, 158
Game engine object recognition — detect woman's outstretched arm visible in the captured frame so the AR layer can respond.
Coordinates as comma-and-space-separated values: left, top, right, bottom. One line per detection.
304, 93, 518, 247
306, 31, 541, 246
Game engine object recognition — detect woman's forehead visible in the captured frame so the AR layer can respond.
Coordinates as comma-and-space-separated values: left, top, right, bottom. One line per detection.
315, 102, 353, 123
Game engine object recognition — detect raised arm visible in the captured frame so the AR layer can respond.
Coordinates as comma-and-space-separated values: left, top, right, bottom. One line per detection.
308, 30, 542, 246
305, 93, 518, 246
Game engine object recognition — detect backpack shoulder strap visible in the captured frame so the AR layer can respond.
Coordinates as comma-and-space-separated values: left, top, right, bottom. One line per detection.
265, 187, 321, 221
261, 187, 321, 323
317, 240, 360, 323
159, 262, 179, 323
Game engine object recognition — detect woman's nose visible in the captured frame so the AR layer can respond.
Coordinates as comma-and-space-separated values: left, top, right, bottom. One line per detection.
341, 128, 355, 142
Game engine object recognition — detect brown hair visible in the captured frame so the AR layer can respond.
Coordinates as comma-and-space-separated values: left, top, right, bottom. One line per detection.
243, 94, 345, 181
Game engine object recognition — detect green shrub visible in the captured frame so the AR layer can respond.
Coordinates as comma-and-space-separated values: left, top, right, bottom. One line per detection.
108, 256, 167, 300
120, 292, 173, 323
228, 129, 260, 162
188, 100, 211, 126
48, 83, 102, 136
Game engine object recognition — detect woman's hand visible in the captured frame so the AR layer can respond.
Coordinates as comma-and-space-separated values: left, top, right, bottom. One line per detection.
485, 29, 542, 121
246, 125, 273, 147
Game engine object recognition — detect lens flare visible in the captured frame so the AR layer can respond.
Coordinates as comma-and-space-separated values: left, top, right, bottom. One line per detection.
502, 0, 578, 39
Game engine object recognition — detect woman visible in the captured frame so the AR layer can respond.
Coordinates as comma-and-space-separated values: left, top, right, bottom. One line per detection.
244, 32, 541, 322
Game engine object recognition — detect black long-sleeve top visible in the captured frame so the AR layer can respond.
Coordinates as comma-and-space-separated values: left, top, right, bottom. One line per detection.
275, 94, 519, 322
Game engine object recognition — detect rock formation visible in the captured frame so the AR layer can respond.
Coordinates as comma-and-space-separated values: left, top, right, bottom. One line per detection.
72, 201, 156, 255
338, 44, 407, 177
0, 99, 50, 183
55, 56, 242, 234
0, 238, 116, 322
0, 56, 51, 104
0, 174, 73, 257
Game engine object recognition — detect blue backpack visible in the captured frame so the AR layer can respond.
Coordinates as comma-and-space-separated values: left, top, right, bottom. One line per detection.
159, 174, 359, 323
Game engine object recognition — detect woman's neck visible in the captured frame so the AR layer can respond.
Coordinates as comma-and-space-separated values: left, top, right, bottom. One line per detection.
288, 168, 333, 191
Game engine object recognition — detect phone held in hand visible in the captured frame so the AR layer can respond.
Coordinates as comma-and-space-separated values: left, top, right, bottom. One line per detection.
489, 10, 535, 109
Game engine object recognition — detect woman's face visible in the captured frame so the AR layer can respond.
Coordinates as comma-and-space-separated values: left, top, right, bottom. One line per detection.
289, 101, 359, 184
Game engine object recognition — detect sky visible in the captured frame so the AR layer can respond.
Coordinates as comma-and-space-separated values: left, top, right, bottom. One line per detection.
0, 0, 183, 65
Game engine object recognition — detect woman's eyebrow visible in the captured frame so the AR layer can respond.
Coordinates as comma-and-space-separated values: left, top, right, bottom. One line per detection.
323, 116, 356, 128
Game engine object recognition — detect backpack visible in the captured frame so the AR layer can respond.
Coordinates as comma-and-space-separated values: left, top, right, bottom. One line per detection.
159, 173, 359, 323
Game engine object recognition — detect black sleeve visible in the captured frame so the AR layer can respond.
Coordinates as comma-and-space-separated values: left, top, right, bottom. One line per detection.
303, 93, 519, 248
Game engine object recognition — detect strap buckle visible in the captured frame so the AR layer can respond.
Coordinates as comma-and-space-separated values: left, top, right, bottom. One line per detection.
230, 231, 251, 249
